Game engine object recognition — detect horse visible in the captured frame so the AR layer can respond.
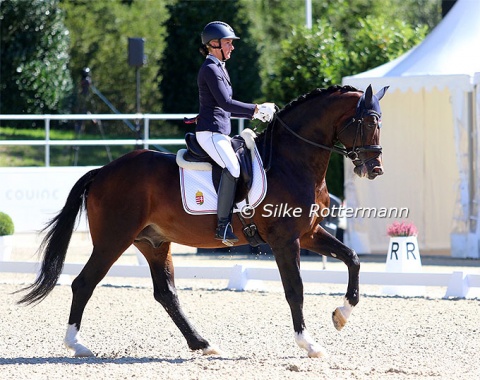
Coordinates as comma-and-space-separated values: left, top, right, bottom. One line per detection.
17, 84, 388, 358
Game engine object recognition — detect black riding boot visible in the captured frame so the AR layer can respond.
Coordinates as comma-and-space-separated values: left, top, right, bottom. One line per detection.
215, 168, 238, 246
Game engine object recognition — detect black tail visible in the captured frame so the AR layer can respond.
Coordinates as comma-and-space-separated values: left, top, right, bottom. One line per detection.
16, 168, 101, 305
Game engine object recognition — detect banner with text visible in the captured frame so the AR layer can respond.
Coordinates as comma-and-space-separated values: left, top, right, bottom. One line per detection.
0, 167, 98, 232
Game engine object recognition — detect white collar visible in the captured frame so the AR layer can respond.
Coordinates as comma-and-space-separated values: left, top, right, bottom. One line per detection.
207, 54, 225, 67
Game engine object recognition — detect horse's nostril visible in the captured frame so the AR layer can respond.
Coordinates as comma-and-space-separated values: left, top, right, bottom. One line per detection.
373, 166, 384, 175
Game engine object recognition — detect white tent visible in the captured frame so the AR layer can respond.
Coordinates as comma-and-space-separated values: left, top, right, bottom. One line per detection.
342, 0, 480, 258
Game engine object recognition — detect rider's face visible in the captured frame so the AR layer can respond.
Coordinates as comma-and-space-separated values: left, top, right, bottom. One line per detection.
210, 38, 235, 61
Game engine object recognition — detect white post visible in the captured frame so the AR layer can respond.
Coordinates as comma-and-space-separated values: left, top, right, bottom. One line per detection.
467, 91, 474, 233
143, 116, 150, 149
45, 116, 50, 167
228, 264, 248, 290
305, 0, 312, 29
238, 118, 244, 134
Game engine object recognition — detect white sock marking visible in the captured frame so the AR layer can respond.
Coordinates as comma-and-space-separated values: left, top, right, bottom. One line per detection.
295, 330, 327, 358
338, 297, 354, 320
64, 324, 94, 357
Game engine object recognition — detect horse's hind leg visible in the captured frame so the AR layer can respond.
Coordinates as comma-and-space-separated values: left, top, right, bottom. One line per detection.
64, 244, 127, 357
138, 241, 220, 355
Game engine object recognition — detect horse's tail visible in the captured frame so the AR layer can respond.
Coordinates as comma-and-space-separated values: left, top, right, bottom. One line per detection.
16, 168, 101, 305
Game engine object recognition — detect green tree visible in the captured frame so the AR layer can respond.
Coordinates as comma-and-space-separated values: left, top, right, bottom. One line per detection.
159, 0, 261, 121
312, 0, 440, 44
60, 0, 169, 116
397, 0, 442, 30
244, 0, 439, 100
347, 15, 428, 75
264, 20, 348, 107
244, 0, 305, 100
259, 20, 349, 197
0, 0, 73, 114
262, 4, 432, 197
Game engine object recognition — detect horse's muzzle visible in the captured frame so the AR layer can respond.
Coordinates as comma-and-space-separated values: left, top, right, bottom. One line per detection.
354, 157, 383, 180
369, 165, 384, 179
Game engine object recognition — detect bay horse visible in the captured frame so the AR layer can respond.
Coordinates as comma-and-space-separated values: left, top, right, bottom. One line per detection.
17, 84, 388, 358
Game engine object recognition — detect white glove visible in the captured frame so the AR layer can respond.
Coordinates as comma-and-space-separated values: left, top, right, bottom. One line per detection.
254, 102, 276, 122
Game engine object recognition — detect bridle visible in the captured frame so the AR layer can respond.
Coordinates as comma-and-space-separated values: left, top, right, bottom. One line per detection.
268, 110, 382, 169
334, 110, 383, 167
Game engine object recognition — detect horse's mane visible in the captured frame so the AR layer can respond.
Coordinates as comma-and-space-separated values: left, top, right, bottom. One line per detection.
278, 85, 360, 116
255, 85, 360, 141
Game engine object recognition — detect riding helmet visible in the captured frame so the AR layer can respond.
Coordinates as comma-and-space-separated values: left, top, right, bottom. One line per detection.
201, 21, 240, 45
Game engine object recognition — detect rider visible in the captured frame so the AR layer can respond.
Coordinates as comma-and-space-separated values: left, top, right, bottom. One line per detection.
196, 21, 276, 246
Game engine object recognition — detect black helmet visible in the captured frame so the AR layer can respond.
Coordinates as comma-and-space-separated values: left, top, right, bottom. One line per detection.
201, 21, 240, 45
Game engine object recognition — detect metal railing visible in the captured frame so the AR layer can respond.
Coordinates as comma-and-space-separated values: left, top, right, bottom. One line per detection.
0, 114, 245, 166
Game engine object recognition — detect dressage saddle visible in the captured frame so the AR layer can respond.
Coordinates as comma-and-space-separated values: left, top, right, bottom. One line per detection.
183, 132, 254, 204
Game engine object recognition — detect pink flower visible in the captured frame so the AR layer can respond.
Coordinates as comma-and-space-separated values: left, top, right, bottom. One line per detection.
386, 221, 418, 237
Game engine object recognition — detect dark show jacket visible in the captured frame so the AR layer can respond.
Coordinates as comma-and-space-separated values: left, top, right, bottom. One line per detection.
196, 57, 256, 135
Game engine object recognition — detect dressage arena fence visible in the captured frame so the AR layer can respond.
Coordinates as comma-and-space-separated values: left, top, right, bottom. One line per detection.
1, 259, 479, 299
1, 113, 479, 299
0, 113, 245, 167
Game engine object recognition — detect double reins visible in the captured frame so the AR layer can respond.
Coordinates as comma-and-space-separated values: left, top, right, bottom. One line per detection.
274, 114, 351, 157
263, 110, 382, 170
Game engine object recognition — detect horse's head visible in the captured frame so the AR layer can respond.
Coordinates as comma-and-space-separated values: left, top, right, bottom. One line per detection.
337, 85, 388, 180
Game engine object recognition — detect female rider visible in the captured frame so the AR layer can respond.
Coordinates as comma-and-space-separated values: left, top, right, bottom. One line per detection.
196, 21, 276, 246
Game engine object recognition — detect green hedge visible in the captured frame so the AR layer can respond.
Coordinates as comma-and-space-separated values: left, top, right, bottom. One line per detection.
0, 212, 14, 236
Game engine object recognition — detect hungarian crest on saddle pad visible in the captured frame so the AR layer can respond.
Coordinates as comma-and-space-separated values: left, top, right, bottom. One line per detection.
195, 190, 205, 205
176, 129, 267, 215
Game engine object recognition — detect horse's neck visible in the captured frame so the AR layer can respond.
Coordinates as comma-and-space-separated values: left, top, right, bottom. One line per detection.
256, 125, 332, 186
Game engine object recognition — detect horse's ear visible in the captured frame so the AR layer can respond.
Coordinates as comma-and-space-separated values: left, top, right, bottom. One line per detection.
375, 86, 389, 101
364, 85, 373, 106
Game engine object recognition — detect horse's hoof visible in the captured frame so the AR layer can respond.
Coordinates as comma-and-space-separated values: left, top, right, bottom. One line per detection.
72, 345, 95, 357
65, 324, 94, 357
202, 345, 223, 356
332, 307, 348, 331
307, 345, 328, 358
295, 331, 328, 359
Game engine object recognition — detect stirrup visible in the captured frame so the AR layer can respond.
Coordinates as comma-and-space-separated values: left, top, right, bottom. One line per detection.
215, 223, 238, 247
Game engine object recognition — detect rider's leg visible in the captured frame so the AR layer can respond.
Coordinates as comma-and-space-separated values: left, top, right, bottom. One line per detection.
196, 131, 240, 177
215, 168, 238, 245
196, 132, 240, 245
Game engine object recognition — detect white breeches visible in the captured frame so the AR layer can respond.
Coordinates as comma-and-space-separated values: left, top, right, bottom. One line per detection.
196, 131, 240, 178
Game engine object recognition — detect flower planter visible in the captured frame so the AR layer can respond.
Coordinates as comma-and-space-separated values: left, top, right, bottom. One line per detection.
383, 235, 424, 296
385, 236, 422, 272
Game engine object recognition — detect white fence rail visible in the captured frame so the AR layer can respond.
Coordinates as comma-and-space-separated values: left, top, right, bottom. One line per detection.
2, 114, 479, 299
1, 261, 479, 299
0, 113, 245, 166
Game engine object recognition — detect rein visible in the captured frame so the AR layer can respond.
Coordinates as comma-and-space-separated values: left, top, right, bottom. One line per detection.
274, 114, 351, 157
263, 112, 382, 169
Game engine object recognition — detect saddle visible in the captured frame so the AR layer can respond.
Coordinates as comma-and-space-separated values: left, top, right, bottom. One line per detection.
182, 132, 254, 204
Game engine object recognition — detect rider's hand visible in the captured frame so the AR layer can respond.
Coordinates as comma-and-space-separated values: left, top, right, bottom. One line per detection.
253, 102, 276, 123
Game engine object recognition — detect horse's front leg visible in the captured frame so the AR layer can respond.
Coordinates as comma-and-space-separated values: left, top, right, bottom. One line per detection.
271, 239, 327, 358
301, 225, 360, 331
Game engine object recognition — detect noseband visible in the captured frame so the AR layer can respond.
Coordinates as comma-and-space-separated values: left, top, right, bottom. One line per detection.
337, 112, 383, 167
273, 112, 382, 168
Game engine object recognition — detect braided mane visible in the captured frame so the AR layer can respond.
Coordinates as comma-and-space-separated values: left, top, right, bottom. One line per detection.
278, 85, 360, 115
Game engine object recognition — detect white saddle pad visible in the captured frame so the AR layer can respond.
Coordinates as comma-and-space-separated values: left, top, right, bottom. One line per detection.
178, 146, 267, 215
